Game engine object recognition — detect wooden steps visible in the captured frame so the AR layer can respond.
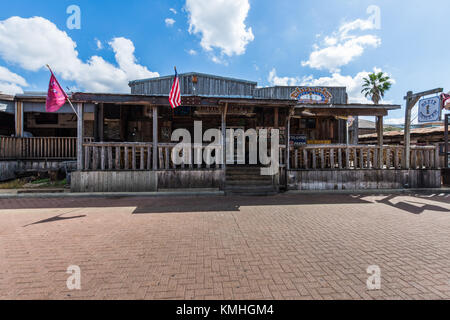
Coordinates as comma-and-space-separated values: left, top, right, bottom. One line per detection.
225, 165, 277, 196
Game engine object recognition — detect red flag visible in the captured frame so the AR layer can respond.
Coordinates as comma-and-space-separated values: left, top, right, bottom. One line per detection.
46, 72, 68, 112
169, 68, 181, 109
442, 93, 450, 110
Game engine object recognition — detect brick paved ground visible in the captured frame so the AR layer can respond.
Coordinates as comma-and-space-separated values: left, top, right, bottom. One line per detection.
0, 193, 449, 300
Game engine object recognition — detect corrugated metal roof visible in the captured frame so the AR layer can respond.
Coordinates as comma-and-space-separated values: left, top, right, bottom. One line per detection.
129, 72, 257, 85
0, 94, 14, 101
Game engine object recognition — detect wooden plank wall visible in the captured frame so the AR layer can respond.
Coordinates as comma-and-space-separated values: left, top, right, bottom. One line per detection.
0, 161, 18, 182
254, 87, 347, 104
130, 73, 256, 97
71, 169, 224, 192
157, 170, 224, 189
288, 170, 442, 190
0, 160, 77, 182
71, 171, 158, 193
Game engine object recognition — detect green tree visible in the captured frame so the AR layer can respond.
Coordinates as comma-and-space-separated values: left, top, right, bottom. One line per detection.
361, 72, 392, 104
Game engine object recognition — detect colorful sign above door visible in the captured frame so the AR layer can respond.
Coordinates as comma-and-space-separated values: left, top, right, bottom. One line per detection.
290, 87, 333, 104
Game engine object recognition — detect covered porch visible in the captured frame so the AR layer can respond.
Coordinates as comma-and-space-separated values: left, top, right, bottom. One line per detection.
66, 92, 440, 192
1, 90, 441, 192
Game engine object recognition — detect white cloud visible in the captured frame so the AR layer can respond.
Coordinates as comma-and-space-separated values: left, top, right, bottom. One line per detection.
0, 65, 28, 94
95, 38, 103, 50
0, 66, 27, 87
109, 37, 158, 81
0, 82, 23, 95
186, 0, 254, 57
187, 49, 197, 56
210, 55, 228, 65
302, 17, 381, 72
170, 8, 177, 15
165, 18, 175, 27
268, 68, 301, 86
269, 67, 395, 104
339, 18, 377, 38
0, 16, 159, 93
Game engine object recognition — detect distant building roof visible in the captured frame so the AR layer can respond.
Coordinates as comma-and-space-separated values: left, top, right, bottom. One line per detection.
360, 126, 447, 139
359, 119, 399, 130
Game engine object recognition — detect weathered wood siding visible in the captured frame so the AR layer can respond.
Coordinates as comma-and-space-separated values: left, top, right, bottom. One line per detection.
254, 86, 347, 104
157, 170, 224, 189
71, 171, 158, 192
0, 161, 18, 182
287, 170, 441, 190
0, 160, 76, 182
130, 73, 257, 97
71, 169, 224, 192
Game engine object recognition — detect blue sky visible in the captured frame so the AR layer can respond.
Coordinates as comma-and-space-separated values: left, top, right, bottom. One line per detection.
0, 0, 449, 123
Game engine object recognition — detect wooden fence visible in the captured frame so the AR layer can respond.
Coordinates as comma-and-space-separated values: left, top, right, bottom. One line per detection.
82, 142, 223, 171
3, 137, 439, 171
288, 145, 440, 170
0, 136, 93, 160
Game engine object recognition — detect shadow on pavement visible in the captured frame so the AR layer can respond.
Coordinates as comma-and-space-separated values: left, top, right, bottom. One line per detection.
1, 193, 448, 216
23, 213, 87, 227
373, 195, 450, 215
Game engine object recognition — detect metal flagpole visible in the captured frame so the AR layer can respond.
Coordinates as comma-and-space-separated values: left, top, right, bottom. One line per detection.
45, 64, 79, 119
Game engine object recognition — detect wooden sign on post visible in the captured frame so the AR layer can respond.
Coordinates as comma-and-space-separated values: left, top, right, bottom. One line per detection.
404, 88, 443, 169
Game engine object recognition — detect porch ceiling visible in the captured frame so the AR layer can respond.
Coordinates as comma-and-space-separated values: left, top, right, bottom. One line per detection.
71, 93, 400, 115
72, 92, 297, 108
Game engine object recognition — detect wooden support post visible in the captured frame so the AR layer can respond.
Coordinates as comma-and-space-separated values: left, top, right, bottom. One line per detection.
221, 103, 228, 167
98, 102, 104, 142
404, 92, 413, 170
274, 107, 279, 129
77, 103, 84, 171
15, 101, 24, 137
352, 117, 359, 145
286, 117, 291, 171
93, 104, 99, 142
120, 106, 129, 141
376, 116, 384, 167
303, 149, 308, 169
153, 106, 158, 170
445, 114, 449, 169
286, 107, 294, 171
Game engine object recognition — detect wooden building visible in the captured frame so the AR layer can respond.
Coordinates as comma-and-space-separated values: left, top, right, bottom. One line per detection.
0, 72, 442, 191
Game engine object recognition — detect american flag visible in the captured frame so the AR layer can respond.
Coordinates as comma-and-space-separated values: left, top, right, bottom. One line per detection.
169, 68, 181, 109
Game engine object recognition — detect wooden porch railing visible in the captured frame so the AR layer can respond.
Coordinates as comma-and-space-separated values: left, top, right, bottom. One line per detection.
82, 142, 223, 171
287, 145, 440, 170
3, 137, 438, 171
0, 136, 93, 160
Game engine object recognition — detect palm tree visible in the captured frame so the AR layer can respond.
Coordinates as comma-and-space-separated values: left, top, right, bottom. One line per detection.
361, 72, 392, 104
